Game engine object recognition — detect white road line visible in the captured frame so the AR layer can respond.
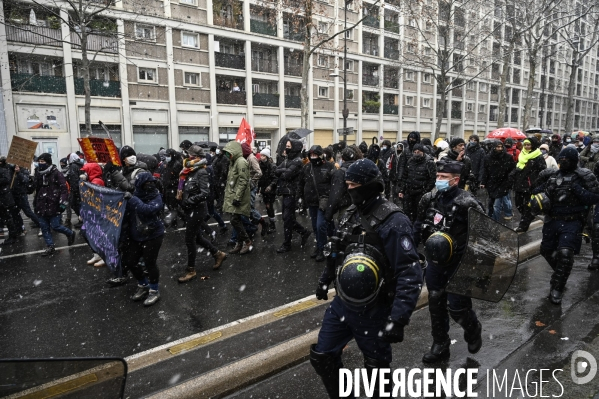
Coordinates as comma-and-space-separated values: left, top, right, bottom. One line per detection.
0, 211, 283, 260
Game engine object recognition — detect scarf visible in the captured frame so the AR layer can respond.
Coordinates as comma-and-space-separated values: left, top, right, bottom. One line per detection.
516, 148, 542, 169
176, 158, 206, 200
591, 144, 599, 154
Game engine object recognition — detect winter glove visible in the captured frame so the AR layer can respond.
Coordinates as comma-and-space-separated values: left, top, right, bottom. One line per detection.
232, 199, 241, 207
315, 282, 329, 300
264, 186, 272, 194
79, 173, 88, 181
123, 192, 133, 200
382, 317, 404, 343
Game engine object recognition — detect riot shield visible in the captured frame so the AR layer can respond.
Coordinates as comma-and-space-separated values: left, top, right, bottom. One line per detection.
445, 208, 519, 302
0, 358, 127, 398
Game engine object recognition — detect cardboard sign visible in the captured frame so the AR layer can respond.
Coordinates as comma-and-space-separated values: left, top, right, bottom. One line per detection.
78, 137, 121, 166
6, 136, 38, 169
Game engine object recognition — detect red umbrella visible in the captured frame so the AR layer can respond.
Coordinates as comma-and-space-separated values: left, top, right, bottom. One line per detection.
486, 128, 528, 140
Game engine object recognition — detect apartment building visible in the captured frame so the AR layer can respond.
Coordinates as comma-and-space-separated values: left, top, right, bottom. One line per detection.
1, 0, 598, 160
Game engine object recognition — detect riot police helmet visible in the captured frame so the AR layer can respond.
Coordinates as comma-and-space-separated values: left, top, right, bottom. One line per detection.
424, 231, 456, 265
528, 192, 551, 216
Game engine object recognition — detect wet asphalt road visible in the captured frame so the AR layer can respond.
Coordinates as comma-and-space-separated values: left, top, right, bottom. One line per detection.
227, 244, 599, 399
0, 199, 325, 359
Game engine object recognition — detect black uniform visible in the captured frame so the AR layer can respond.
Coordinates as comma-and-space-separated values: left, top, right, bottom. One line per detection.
399, 151, 436, 222
533, 147, 599, 304
311, 159, 423, 399
258, 157, 277, 224
414, 161, 485, 363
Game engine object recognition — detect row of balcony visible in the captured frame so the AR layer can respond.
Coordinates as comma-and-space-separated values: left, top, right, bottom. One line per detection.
6, 24, 117, 53
10, 74, 121, 96
214, 52, 302, 76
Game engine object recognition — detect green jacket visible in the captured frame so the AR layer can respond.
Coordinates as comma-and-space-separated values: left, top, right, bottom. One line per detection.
222, 141, 251, 216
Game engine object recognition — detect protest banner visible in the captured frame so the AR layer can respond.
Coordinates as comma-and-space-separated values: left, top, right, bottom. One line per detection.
79, 182, 127, 275
6, 136, 38, 169
78, 137, 121, 166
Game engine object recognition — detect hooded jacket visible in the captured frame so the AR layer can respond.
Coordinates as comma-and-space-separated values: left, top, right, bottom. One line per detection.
126, 173, 165, 242
181, 159, 210, 210
325, 160, 354, 221
299, 159, 334, 207
509, 137, 546, 192
465, 142, 486, 181
397, 131, 421, 182
66, 154, 84, 195
481, 140, 516, 198
258, 156, 278, 197
0, 162, 15, 208
275, 139, 304, 196
81, 163, 105, 186
34, 165, 69, 217
400, 153, 436, 195
579, 143, 599, 172
549, 134, 563, 158
241, 143, 262, 186
222, 141, 251, 216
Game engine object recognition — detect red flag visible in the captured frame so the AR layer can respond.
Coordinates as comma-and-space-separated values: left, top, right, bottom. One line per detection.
236, 118, 254, 146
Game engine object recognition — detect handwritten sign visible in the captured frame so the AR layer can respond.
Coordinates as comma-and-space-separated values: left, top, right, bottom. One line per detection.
78, 137, 121, 166
79, 182, 127, 275
6, 136, 38, 169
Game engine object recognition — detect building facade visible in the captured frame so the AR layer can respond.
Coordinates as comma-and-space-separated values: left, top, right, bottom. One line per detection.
1, 0, 598, 160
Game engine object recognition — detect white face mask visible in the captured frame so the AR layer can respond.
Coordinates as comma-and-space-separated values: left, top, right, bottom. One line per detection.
125, 155, 137, 166
216, 149, 221, 155
165, 157, 172, 163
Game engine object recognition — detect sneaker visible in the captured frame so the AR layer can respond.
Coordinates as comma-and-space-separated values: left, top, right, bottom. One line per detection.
87, 253, 102, 265
277, 244, 291, 253
240, 240, 253, 255
144, 290, 160, 306
178, 270, 197, 283
106, 276, 128, 287
315, 251, 326, 262
210, 230, 217, 243
229, 242, 243, 254
94, 259, 106, 268
131, 284, 150, 301
213, 251, 227, 269
67, 231, 76, 246
503, 216, 513, 220
301, 231, 312, 248
41, 246, 56, 257
310, 248, 319, 259
38, 230, 43, 237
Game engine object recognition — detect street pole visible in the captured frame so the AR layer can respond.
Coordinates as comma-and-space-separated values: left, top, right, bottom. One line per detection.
342, 0, 350, 142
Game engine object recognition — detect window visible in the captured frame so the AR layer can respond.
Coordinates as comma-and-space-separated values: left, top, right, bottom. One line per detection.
345, 89, 354, 100
318, 22, 329, 34
138, 68, 156, 82
407, 43, 415, 53
405, 96, 414, 106
179, 0, 196, 4
424, 47, 432, 56
135, 24, 155, 40
423, 73, 431, 83
466, 103, 473, 112
423, 98, 431, 108
318, 86, 328, 97
479, 104, 486, 113
184, 72, 200, 86
408, 19, 417, 28
467, 81, 475, 90
344, 59, 354, 72
479, 82, 488, 92
405, 70, 414, 81
317, 55, 328, 68
182, 32, 199, 48
344, 28, 353, 40
133, 125, 168, 154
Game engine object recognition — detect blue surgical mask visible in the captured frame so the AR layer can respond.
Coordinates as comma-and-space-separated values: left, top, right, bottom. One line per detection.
435, 179, 451, 192
165, 157, 172, 163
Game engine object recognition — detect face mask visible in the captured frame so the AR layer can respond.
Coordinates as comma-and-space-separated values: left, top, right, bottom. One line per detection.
413, 154, 424, 161
566, 138, 571, 143
61, 166, 68, 172
310, 157, 322, 166
38, 163, 50, 171
409, 139, 416, 145
435, 179, 452, 192
348, 184, 375, 206
165, 157, 172, 163
125, 155, 137, 166
541, 150, 548, 156
143, 181, 157, 192
34, 162, 39, 168
382, 146, 388, 150
216, 149, 221, 155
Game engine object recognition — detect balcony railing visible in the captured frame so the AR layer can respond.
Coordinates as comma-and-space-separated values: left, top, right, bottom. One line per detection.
384, 78, 398, 89
250, 19, 276, 36
6, 24, 62, 47
383, 104, 398, 114
362, 75, 379, 86
363, 102, 380, 113
11, 73, 66, 94
451, 109, 462, 119
216, 91, 246, 105
252, 59, 278, 74
285, 95, 301, 108
363, 15, 379, 28
74, 78, 121, 97
384, 48, 399, 60
215, 53, 245, 69
284, 64, 302, 76
384, 20, 400, 33
284, 31, 305, 41
253, 93, 279, 107
213, 15, 244, 30
363, 46, 379, 57
71, 33, 118, 53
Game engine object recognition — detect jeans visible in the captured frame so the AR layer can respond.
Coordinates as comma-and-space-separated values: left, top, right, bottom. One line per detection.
308, 206, 335, 251
230, 213, 251, 243
123, 235, 163, 285
250, 185, 262, 223
206, 199, 226, 228
13, 194, 40, 228
491, 194, 513, 222
184, 204, 218, 270
37, 214, 73, 247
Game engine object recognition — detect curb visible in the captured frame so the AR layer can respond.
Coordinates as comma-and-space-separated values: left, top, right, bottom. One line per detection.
148, 237, 544, 398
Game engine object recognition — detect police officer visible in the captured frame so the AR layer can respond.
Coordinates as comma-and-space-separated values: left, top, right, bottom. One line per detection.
415, 160, 484, 363
532, 147, 599, 304
398, 143, 437, 222
310, 159, 423, 399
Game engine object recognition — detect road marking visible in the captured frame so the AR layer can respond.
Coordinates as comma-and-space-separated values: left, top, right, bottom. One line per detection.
168, 332, 223, 355
0, 212, 284, 260
273, 300, 319, 317
18, 373, 98, 399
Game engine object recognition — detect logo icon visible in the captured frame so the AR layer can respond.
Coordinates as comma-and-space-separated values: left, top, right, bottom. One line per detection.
571, 350, 597, 385
356, 264, 365, 272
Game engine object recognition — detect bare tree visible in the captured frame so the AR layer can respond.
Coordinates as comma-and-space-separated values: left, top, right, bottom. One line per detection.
401, 0, 495, 140
558, 1, 599, 133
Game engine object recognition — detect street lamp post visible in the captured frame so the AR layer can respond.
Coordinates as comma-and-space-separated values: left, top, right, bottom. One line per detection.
342, 0, 352, 142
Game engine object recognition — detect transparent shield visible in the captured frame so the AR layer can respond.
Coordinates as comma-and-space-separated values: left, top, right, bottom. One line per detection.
445, 208, 519, 302
0, 358, 127, 399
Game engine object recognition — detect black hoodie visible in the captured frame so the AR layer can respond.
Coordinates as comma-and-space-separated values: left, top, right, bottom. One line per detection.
275, 139, 304, 196
481, 140, 516, 198
397, 131, 421, 184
